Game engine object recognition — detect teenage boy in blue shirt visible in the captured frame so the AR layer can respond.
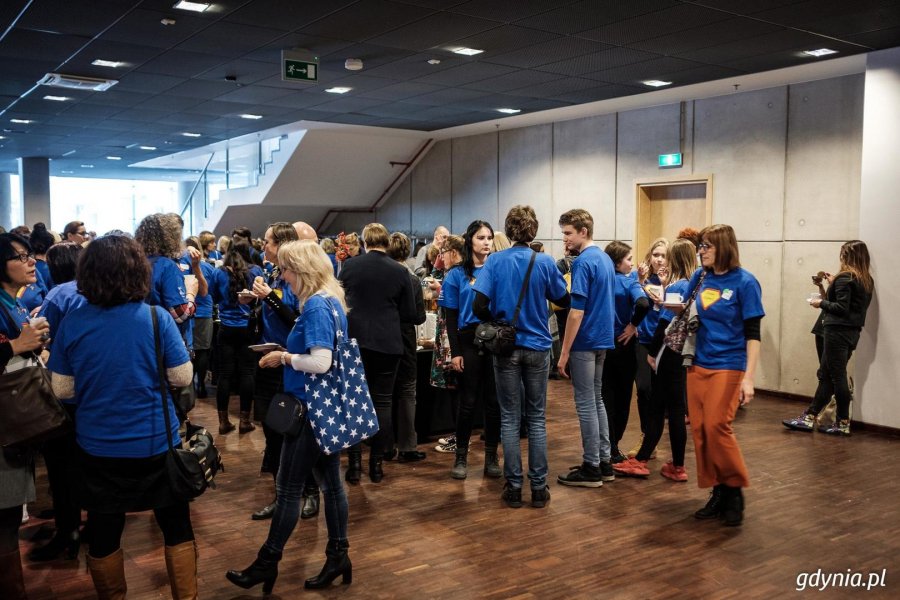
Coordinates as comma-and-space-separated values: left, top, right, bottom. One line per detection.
473, 205, 569, 509
555, 209, 617, 487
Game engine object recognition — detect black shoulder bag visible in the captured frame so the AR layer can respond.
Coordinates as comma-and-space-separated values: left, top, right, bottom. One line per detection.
151, 306, 222, 500
474, 250, 537, 356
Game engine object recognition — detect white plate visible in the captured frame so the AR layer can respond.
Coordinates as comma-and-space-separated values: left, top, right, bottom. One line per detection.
248, 343, 284, 352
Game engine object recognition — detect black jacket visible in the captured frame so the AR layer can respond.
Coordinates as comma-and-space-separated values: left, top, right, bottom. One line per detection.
339, 250, 418, 355
820, 273, 872, 330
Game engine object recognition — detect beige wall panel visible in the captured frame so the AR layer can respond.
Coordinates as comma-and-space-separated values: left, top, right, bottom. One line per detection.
784, 75, 863, 241
552, 115, 617, 240
376, 176, 411, 233
451, 133, 498, 234
779, 242, 845, 395
737, 241, 782, 391
694, 88, 787, 240
616, 103, 683, 242
499, 124, 553, 239
411, 140, 452, 237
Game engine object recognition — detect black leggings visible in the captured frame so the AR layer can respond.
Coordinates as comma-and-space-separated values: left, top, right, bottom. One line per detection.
634, 343, 653, 436
215, 325, 257, 413
88, 503, 193, 558
41, 404, 81, 534
600, 338, 637, 456
455, 329, 500, 453
636, 348, 687, 465
0, 505, 23, 553
809, 326, 859, 421
193, 349, 210, 388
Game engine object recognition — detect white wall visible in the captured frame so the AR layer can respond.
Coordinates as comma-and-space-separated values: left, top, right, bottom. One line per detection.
856, 47, 900, 429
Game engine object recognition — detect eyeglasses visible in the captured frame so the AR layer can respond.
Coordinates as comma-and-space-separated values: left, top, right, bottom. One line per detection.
6, 252, 36, 263
698, 243, 713, 251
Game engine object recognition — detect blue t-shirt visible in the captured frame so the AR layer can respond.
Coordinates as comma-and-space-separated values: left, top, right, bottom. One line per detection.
0, 290, 29, 342
38, 281, 88, 341
18, 268, 47, 313
178, 258, 215, 319
36, 259, 55, 291
284, 294, 347, 402
637, 273, 663, 344
689, 267, 765, 371
438, 265, 484, 330
659, 279, 691, 322
209, 266, 262, 327
147, 255, 191, 346
208, 250, 222, 261
612, 271, 646, 340
473, 246, 567, 351
261, 273, 298, 346
47, 303, 190, 458
569, 246, 615, 351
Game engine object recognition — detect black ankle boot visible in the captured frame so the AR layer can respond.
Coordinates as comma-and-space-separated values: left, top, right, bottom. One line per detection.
226, 547, 280, 594
27, 529, 80, 562
694, 484, 725, 520
304, 539, 352, 589
721, 485, 744, 526
345, 451, 362, 484
300, 486, 320, 519
369, 455, 384, 483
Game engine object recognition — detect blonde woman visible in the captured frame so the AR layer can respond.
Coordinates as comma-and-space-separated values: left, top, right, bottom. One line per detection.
227, 240, 352, 592
492, 231, 511, 252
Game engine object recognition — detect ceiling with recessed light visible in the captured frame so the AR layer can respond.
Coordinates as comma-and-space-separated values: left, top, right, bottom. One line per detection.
1, 0, 898, 179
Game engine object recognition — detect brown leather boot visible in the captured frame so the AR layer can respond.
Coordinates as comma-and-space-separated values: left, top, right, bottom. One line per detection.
239, 411, 256, 434
0, 549, 27, 600
164, 540, 198, 600
218, 410, 235, 434
87, 548, 127, 600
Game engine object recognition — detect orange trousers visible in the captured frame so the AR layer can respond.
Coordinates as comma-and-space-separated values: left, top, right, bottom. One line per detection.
686, 366, 750, 489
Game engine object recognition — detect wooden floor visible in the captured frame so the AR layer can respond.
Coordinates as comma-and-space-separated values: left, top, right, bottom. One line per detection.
20, 381, 900, 599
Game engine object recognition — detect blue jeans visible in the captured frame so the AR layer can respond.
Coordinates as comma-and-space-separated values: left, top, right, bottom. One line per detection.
263, 420, 348, 558
569, 350, 612, 465
493, 349, 550, 490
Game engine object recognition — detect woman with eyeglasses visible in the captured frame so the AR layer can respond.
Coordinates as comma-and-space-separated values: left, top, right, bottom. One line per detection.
0, 233, 51, 599
684, 225, 764, 527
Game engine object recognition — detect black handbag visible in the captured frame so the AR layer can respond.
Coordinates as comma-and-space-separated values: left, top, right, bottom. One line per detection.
0, 305, 71, 448
474, 250, 537, 356
264, 391, 307, 437
151, 306, 222, 500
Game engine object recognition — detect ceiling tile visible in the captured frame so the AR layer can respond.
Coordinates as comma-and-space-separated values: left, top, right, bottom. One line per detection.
113, 72, 186, 95
16, 0, 127, 37
177, 22, 288, 58
515, 0, 681, 35
101, 9, 210, 49
460, 68, 564, 92
139, 51, 227, 78
300, 0, 435, 41
535, 47, 660, 77
449, 0, 568, 23
481, 37, 610, 69
413, 61, 518, 85
224, 0, 359, 32
578, 3, 732, 46
0, 29, 87, 62
367, 12, 501, 52
356, 81, 446, 101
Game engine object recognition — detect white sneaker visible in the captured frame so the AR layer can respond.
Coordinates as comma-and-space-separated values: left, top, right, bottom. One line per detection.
438, 435, 455, 446
22, 505, 29, 523
435, 440, 457, 453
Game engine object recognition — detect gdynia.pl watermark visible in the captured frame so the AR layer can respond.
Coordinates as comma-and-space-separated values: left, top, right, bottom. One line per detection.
796, 569, 887, 591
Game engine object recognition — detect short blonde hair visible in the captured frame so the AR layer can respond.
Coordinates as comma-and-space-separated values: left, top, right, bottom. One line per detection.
362, 223, 390, 249
278, 240, 349, 313
320, 237, 336, 254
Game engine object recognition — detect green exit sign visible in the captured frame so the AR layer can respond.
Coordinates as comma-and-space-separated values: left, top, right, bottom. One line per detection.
283, 59, 317, 82
658, 153, 682, 168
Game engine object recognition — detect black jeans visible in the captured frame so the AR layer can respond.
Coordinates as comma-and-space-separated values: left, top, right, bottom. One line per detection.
392, 329, 418, 453
636, 347, 687, 465
351, 349, 400, 458
456, 329, 500, 453
600, 337, 637, 456
88, 503, 193, 558
255, 364, 286, 475
216, 325, 257, 413
41, 403, 81, 534
808, 326, 860, 421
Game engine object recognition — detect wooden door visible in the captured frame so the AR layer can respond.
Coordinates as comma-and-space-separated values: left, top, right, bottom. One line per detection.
635, 175, 712, 254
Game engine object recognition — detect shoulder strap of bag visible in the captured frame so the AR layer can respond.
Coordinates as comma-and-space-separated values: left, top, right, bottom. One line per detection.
673, 271, 707, 326
150, 305, 178, 454
511, 250, 538, 328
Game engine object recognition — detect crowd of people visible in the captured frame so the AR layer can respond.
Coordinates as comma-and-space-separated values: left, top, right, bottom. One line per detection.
0, 206, 874, 598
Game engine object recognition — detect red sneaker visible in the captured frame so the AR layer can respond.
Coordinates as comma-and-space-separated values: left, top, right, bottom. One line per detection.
660, 460, 688, 482
612, 457, 650, 477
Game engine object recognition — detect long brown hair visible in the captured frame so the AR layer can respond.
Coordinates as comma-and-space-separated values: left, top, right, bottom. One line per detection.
838, 240, 874, 293
667, 239, 697, 283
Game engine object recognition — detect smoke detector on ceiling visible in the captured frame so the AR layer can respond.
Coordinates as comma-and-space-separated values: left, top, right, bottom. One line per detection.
344, 58, 363, 71
38, 73, 118, 92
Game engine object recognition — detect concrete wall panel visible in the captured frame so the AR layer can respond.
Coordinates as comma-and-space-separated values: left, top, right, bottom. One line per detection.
738, 242, 783, 391
616, 104, 684, 241
784, 75, 863, 241
552, 115, 617, 240
451, 133, 498, 234
500, 124, 553, 238
376, 176, 411, 233
694, 88, 787, 240
411, 140, 452, 237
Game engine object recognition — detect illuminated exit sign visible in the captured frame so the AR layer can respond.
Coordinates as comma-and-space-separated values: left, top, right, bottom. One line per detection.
658, 153, 682, 168
281, 49, 318, 83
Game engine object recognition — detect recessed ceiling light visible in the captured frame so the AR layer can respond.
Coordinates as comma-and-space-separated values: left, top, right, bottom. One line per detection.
803, 48, 838, 57
139, 145, 157, 150
10, 118, 33, 124
91, 59, 126, 68
61, 170, 74, 174
80, 164, 94, 168
325, 87, 352, 94
642, 80, 672, 87
239, 113, 263, 120
0, 136, 6, 140
160, 18, 177, 26
497, 108, 521, 114
106, 156, 122, 160
182, 132, 202, 137
43, 95, 70, 102
173, 1, 210, 12
427, 59, 441, 65
451, 47, 483, 56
